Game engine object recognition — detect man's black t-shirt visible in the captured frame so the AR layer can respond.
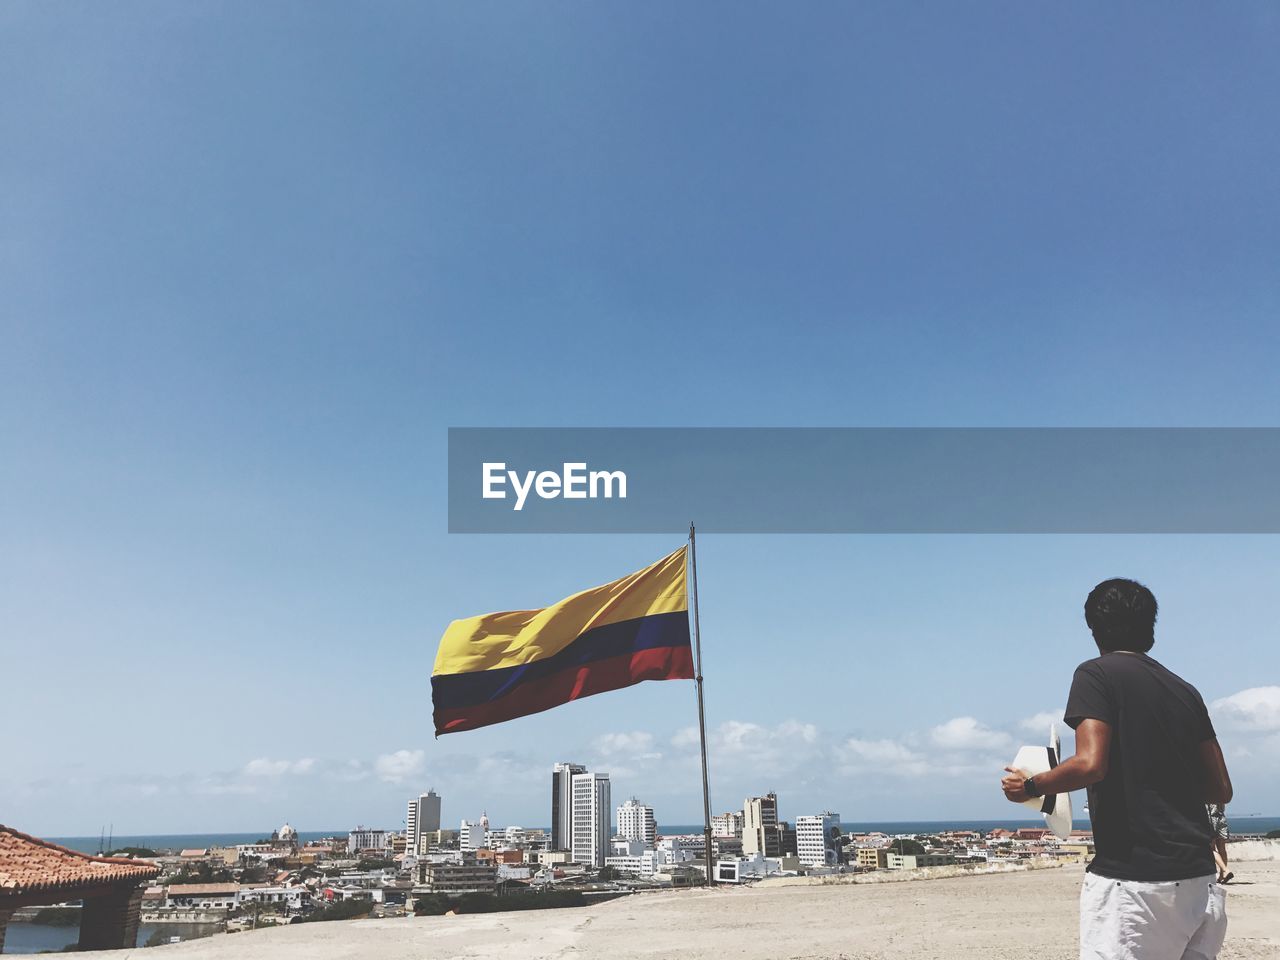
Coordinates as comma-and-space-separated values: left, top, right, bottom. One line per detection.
1063, 651, 1216, 881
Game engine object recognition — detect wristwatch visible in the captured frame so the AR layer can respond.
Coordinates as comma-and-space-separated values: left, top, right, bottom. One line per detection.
1024, 776, 1042, 798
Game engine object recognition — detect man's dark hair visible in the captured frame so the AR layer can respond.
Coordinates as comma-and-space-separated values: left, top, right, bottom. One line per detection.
1084, 578, 1158, 653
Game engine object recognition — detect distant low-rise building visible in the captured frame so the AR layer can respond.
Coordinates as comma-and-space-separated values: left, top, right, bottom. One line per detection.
322, 885, 373, 903
166, 883, 240, 910
476, 849, 524, 865
713, 836, 744, 858
1056, 842, 1093, 861
855, 847, 888, 870
139, 886, 166, 913
886, 852, 955, 870
604, 850, 659, 878
209, 847, 240, 866
347, 827, 389, 855
656, 836, 702, 865
715, 853, 779, 883
417, 859, 498, 895
237, 885, 310, 910
531, 850, 572, 867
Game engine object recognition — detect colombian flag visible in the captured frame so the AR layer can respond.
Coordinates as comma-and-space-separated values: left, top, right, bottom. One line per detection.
432, 547, 693, 735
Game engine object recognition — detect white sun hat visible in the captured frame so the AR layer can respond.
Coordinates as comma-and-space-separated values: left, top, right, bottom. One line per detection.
1010, 724, 1074, 840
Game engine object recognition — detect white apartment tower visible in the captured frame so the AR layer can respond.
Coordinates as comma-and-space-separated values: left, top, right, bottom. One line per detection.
551, 762, 586, 851
616, 798, 657, 846
711, 811, 744, 838
571, 771, 611, 868
459, 818, 486, 852
406, 789, 442, 855
795, 812, 842, 867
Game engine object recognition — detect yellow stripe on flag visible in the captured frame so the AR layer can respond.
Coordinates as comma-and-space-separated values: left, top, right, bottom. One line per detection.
433, 546, 688, 677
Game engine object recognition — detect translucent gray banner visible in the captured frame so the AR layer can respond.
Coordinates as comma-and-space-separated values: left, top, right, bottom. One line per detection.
447, 428, 1280, 533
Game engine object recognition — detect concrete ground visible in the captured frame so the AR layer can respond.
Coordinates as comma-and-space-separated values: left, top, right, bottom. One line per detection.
96, 860, 1280, 960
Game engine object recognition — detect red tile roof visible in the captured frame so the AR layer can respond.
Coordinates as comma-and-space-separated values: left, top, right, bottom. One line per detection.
0, 825, 160, 896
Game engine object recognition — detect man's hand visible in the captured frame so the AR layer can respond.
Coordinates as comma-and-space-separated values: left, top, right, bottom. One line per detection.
1002, 766, 1031, 803
999, 719, 1112, 804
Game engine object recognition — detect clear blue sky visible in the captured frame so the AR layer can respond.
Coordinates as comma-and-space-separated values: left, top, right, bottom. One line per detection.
2, 2, 1277, 836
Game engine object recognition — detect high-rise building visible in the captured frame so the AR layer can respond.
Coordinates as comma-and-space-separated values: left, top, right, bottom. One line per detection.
551, 762, 586, 851
742, 793, 780, 857
571, 771, 611, 868
795, 812, 842, 867
616, 798, 657, 846
406, 789, 442, 855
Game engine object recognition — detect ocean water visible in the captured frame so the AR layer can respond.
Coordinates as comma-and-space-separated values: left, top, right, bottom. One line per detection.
47, 831, 340, 855
3, 922, 221, 955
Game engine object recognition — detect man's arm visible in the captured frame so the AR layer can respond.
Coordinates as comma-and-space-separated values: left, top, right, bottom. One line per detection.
1002, 718, 1111, 803
1200, 737, 1233, 805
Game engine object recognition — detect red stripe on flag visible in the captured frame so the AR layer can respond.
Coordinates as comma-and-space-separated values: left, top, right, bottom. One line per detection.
433, 644, 694, 735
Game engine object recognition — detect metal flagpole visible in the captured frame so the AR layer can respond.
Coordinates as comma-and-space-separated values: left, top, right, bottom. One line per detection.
689, 522, 716, 885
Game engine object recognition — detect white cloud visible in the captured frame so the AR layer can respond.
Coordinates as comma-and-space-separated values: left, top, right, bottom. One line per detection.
671, 726, 699, 749
667, 719, 827, 787
1020, 711, 1061, 735
191, 778, 259, 796
1211, 687, 1280, 733
475, 752, 545, 783
590, 732, 663, 777
837, 737, 928, 777
929, 716, 1012, 752
777, 720, 820, 744
670, 716, 1016, 789
243, 757, 317, 777
707, 720, 819, 758
595, 731, 656, 755
333, 760, 370, 782
713, 720, 767, 752
374, 749, 425, 784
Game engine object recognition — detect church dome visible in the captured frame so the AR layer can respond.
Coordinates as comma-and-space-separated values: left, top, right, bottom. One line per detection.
278, 823, 298, 840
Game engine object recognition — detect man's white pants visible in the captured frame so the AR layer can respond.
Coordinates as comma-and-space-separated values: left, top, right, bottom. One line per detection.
1080, 872, 1227, 960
